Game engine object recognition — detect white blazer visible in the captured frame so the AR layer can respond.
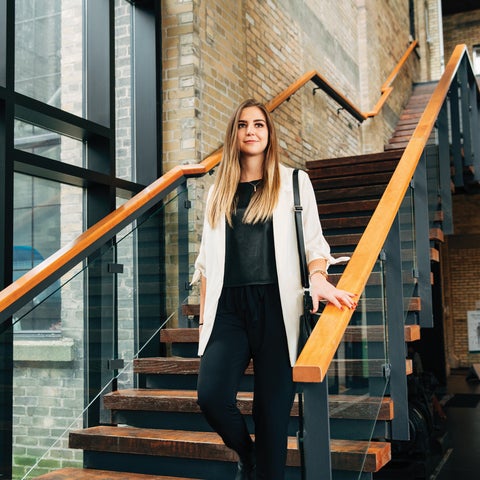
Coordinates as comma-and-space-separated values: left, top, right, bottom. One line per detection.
193, 164, 347, 366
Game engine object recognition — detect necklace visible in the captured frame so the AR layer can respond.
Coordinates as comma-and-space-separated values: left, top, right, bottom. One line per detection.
247, 179, 262, 192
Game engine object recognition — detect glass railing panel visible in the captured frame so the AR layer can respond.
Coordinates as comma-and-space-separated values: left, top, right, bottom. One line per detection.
330, 256, 390, 479
398, 183, 417, 324
8, 185, 189, 479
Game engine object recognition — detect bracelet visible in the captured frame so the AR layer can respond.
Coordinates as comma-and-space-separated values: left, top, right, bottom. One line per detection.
199, 323, 204, 326
309, 268, 328, 280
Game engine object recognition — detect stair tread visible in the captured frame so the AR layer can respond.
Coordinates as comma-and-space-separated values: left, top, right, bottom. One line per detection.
162, 325, 419, 344
134, 356, 413, 377
385, 82, 437, 148
69, 425, 391, 472
33, 467, 197, 480
104, 388, 394, 420
307, 149, 404, 169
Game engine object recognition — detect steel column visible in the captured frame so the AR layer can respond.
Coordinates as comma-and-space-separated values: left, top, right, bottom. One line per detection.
303, 380, 332, 480
436, 102, 453, 234
449, 76, 463, 188
459, 60, 474, 176
385, 216, 409, 440
414, 153, 434, 327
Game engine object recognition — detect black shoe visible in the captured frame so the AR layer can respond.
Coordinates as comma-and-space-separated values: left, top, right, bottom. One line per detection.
234, 460, 256, 480
234, 448, 256, 480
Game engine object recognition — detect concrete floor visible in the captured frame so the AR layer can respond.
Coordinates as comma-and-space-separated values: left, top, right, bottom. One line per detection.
372, 369, 480, 480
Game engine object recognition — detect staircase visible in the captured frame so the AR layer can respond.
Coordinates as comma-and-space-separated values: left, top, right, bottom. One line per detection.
386, 82, 437, 151
46, 327, 394, 479
33, 83, 445, 480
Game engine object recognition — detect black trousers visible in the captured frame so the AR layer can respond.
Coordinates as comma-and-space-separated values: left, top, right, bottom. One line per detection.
197, 284, 296, 480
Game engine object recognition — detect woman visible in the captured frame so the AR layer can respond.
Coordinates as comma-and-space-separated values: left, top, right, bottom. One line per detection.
193, 99, 356, 479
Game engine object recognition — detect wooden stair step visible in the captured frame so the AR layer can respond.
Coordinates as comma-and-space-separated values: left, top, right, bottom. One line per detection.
320, 214, 371, 230
394, 117, 423, 127
310, 160, 398, 181
317, 198, 379, 215
104, 389, 394, 421
312, 171, 392, 189
162, 324, 420, 344
385, 82, 437, 149
385, 141, 410, 149
69, 426, 391, 472
307, 149, 404, 170
134, 357, 412, 378
33, 467, 196, 479
316, 184, 388, 202
324, 232, 362, 246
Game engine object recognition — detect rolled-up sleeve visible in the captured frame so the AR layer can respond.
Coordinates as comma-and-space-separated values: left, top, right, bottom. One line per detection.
191, 188, 213, 284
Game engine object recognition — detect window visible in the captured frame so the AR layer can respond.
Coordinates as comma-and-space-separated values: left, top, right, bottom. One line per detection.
15, 0, 84, 117
13, 174, 83, 333
473, 45, 480, 75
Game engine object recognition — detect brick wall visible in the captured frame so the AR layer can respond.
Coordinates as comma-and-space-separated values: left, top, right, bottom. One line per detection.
415, 0, 445, 82
164, 0, 425, 304
442, 195, 480, 369
443, 8, 480, 62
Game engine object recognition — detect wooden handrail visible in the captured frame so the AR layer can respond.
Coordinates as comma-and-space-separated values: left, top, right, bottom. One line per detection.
0, 163, 208, 323
0, 40, 419, 326
293, 44, 470, 383
266, 41, 418, 123
365, 41, 418, 117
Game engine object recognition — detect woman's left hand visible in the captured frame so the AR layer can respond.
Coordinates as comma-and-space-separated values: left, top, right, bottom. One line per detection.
309, 273, 357, 312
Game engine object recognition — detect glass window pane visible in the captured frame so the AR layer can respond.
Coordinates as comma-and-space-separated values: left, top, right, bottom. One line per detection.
474, 45, 480, 75
115, 0, 133, 181
15, 0, 84, 117
13, 173, 83, 332
14, 119, 84, 167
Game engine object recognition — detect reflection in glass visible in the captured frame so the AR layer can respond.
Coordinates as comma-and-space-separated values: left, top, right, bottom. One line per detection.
115, 0, 134, 181
13, 173, 83, 333
14, 119, 84, 167
15, 0, 84, 117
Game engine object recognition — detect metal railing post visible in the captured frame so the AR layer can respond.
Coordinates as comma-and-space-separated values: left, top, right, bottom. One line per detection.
414, 153, 434, 328
436, 101, 454, 234
303, 379, 332, 480
384, 216, 409, 440
449, 76, 464, 188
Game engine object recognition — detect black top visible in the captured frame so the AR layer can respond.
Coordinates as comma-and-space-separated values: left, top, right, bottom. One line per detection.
224, 181, 277, 287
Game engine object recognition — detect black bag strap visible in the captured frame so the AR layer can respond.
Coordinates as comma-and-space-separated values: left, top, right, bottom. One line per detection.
293, 169, 308, 480
293, 169, 309, 290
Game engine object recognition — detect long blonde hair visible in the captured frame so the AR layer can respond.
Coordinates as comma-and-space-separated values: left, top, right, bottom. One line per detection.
207, 99, 281, 227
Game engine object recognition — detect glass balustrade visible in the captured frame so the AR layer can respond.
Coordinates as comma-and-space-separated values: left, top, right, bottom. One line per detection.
1, 166, 433, 479
329, 256, 389, 480
5, 185, 190, 479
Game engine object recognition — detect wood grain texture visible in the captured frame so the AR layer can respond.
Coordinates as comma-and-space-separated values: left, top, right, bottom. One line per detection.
133, 356, 409, 379
34, 467, 197, 479
69, 426, 391, 472
294, 45, 469, 383
104, 389, 394, 421
159, 324, 420, 345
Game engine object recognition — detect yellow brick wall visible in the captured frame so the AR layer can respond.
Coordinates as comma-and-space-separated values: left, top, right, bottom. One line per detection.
160, 0, 439, 317
443, 236, 480, 369
440, 9, 480, 370
442, 196, 480, 369
443, 8, 480, 62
